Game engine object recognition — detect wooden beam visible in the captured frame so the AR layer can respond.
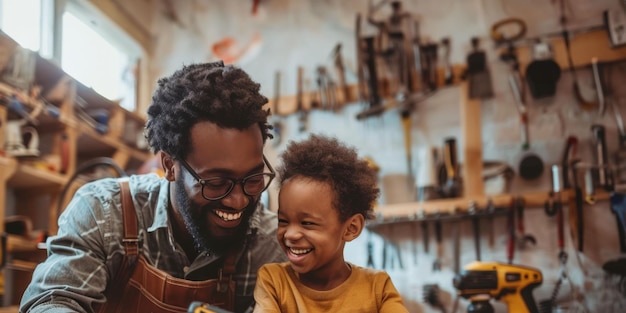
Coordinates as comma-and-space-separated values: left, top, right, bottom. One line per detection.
460, 82, 484, 198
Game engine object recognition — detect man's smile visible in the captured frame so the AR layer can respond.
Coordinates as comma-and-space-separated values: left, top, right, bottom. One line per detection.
214, 209, 243, 221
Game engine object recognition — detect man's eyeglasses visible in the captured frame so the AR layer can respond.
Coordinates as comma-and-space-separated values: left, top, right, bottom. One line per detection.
178, 155, 276, 201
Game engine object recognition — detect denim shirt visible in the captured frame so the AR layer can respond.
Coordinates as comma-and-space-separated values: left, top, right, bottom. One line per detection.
19, 174, 286, 313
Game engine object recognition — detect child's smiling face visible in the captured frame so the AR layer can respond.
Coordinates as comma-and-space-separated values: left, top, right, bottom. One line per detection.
277, 176, 360, 288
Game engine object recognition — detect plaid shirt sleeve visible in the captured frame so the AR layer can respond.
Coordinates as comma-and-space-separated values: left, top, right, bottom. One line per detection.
20, 179, 127, 313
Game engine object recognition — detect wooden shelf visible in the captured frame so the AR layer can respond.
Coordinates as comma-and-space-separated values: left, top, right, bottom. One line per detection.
7, 162, 67, 189
371, 190, 569, 221
77, 123, 151, 161
6, 234, 41, 253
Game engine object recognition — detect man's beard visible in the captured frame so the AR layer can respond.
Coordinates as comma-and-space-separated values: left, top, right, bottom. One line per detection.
174, 178, 257, 255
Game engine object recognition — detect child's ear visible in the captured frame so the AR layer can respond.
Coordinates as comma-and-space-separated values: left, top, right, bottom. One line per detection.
343, 214, 365, 242
161, 152, 176, 181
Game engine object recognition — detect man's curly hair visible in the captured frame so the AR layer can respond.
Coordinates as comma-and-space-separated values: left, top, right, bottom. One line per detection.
277, 134, 380, 221
145, 61, 271, 159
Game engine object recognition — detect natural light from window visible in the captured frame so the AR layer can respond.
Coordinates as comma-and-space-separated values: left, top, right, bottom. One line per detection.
0, 0, 42, 52
62, 11, 136, 110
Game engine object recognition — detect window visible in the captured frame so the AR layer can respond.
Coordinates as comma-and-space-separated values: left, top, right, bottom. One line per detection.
0, 0, 142, 111
0, 0, 42, 52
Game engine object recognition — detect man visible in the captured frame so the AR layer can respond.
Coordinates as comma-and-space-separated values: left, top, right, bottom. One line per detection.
20, 61, 286, 313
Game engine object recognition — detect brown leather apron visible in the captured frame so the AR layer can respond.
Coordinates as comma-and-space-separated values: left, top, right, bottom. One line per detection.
96, 180, 236, 313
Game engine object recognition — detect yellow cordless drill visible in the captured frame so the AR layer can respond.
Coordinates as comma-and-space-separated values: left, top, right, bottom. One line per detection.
452, 261, 543, 313
187, 302, 232, 313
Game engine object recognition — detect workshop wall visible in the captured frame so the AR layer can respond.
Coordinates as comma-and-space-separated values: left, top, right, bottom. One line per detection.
111, 0, 626, 312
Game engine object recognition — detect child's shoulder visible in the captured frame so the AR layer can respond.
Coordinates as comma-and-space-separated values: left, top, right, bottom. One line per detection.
350, 264, 392, 281
259, 262, 292, 277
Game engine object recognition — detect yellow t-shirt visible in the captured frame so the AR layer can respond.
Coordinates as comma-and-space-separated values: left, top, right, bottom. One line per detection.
254, 262, 408, 313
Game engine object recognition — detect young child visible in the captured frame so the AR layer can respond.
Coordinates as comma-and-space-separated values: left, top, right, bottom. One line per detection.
254, 134, 408, 312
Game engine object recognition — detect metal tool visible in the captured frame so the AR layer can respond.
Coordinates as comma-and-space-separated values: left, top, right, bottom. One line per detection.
411, 213, 418, 265
468, 201, 482, 261
355, 13, 368, 105
441, 37, 454, 85
515, 196, 537, 249
421, 218, 430, 254
400, 105, 414, 191
363, 36, 382, 110
433, 217, 443, 271
315, 66, 337, 110
545, 165, 563, 217
331, 43, 349, 109
270, 70, 285, 147
557, 0, 599, 112
421, 43, 439, 91
609, 193, 626, 253
507, 199, 516, 264
466, 37, 493, 99
296, 66, 308, 133
453, 213, 461, 274
539, 198, 569, 313
592, 124, 613, 191
441, 137, 461, 198
485, 198, 496, 248
561, 136, 578, 189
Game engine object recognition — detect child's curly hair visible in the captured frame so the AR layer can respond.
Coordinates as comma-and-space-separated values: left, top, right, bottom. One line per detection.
145, 61, 271, 160
277, 134, 380, 221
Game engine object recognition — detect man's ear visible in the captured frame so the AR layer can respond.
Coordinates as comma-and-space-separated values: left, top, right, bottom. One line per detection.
343, 214, 365, 242
160, 152, 176, 181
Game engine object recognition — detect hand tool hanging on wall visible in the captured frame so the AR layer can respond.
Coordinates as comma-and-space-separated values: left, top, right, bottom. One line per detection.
452, 209, 461, 274
501, 41, 539, 177
420, 42, 439, 92
545, 164, 563, 217
465, 37, 493, 100
355, 13, 368, 105
400, 103, 415, 190
539, 195, 570, 313
514, 196, 536, 249
571, 162, 585, 253
296, 66, 308, 132
609, 193, 626, 253
557, 0, 600, 112
271, 70, 285, 147
441, 37, 454, 86
490, 17, 527, 47
363, 36, 382, 111
439, 137, 461, 198
591, 124, 613, 191
315, 66, 337, 111
432, 217, 443, 271
367, 0, 415, 98
331, 43, 349, 109
468, 201, 482, 261
506, 199, 516, 264
485, 199, 496, 248
421, 212, 430, 254
416, 147, 441, 201
560, 136, 578, 189
411, 20, 424, 91
525, 40, 561, 99
411, 215, 418, 265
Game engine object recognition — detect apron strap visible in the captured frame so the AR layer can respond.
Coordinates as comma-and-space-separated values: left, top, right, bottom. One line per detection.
98, 178, 138, 313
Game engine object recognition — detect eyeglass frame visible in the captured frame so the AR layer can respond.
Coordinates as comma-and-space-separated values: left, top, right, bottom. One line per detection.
178, 155, 276, 201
